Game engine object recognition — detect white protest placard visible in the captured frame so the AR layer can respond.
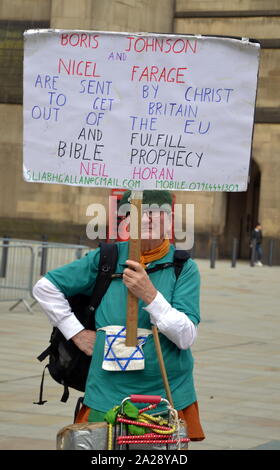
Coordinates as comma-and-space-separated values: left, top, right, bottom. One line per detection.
23, 30, 260, 192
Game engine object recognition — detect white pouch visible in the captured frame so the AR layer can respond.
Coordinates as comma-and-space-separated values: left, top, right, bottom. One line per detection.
98, 325, 152, 372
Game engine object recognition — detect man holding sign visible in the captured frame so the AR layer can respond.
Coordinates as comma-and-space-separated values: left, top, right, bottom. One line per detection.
28, 28, 260, 446
33, 190, 205, 441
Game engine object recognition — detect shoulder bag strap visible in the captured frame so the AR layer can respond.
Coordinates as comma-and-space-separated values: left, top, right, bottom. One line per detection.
87, 242, 118, 328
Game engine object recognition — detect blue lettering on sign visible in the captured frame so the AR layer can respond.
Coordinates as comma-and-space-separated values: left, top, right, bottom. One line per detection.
34, 74, 59, 90
48, 92, 67, 106
31, 106, 60, 121
184, 120, 211, 135
130, 116, 157, 131
86, 112, 105, 126
79, 80, 112, 95
108, 52, 127, 61
92, 97, 114, 111
30, 90, 67, 122
184, 87, 234, 103
142, 84, 159, 99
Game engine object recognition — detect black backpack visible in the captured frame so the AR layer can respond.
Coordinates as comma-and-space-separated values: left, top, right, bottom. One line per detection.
34, 243, 190, 405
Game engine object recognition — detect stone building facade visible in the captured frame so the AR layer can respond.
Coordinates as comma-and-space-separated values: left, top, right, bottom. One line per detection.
0, 0, 279, 262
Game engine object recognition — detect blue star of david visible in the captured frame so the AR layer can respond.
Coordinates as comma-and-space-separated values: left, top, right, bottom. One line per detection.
104, 326, 147, 371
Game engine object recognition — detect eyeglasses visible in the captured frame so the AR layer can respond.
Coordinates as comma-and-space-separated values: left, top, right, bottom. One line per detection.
125, 210, 170, 218
142, 210, 161, 218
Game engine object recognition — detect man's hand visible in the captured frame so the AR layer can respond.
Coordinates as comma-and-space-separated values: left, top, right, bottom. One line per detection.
71, 329, 96, 356
123, 259, 157, 305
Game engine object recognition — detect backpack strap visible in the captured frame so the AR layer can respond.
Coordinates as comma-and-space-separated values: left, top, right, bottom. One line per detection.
87, 242, 118, 329
33, 364, 48, 405
115, 250, 190, 279
37, 345, 51, 363
173, 250, 190, 280
73, 396, 84, 423
145, 262, 174, 275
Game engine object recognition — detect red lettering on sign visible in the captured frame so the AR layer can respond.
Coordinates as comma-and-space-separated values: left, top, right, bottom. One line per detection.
131, 65, 187, 83
58, 58, 101, 77
60, 33, 99, 49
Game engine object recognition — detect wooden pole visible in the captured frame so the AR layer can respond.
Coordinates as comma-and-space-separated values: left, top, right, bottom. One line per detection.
152, 326, 174, 407
125, 191, 142, 346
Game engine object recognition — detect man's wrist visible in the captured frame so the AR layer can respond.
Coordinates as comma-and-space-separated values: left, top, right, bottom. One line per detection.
142, 287, 158, 305
71, 328, 85, 341
57, 316, 84, 341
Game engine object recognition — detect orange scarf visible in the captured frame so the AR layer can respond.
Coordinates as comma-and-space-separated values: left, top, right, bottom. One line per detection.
140, 239, 170, 267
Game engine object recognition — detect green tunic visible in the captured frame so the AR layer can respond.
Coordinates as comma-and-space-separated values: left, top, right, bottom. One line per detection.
45, 242, 200, 412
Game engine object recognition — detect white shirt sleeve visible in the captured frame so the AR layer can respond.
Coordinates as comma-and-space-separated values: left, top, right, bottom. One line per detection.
143, 291, 197, 350
33, 277, 85, 340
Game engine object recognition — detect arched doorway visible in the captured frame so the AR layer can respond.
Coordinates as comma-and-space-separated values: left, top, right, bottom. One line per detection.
222, 160, 261, 259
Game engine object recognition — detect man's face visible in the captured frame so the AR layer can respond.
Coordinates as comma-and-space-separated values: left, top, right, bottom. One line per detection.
140, 210, 172, 240
118, 204, 172, 241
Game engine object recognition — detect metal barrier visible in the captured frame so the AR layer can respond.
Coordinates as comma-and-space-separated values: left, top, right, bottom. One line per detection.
0, 237, 9, 278
0, 244, 35, 312
32, 243, 90, 282
0, 239, 90, 312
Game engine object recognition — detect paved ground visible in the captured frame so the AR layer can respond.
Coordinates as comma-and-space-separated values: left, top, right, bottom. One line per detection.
0, 259, 279, 450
